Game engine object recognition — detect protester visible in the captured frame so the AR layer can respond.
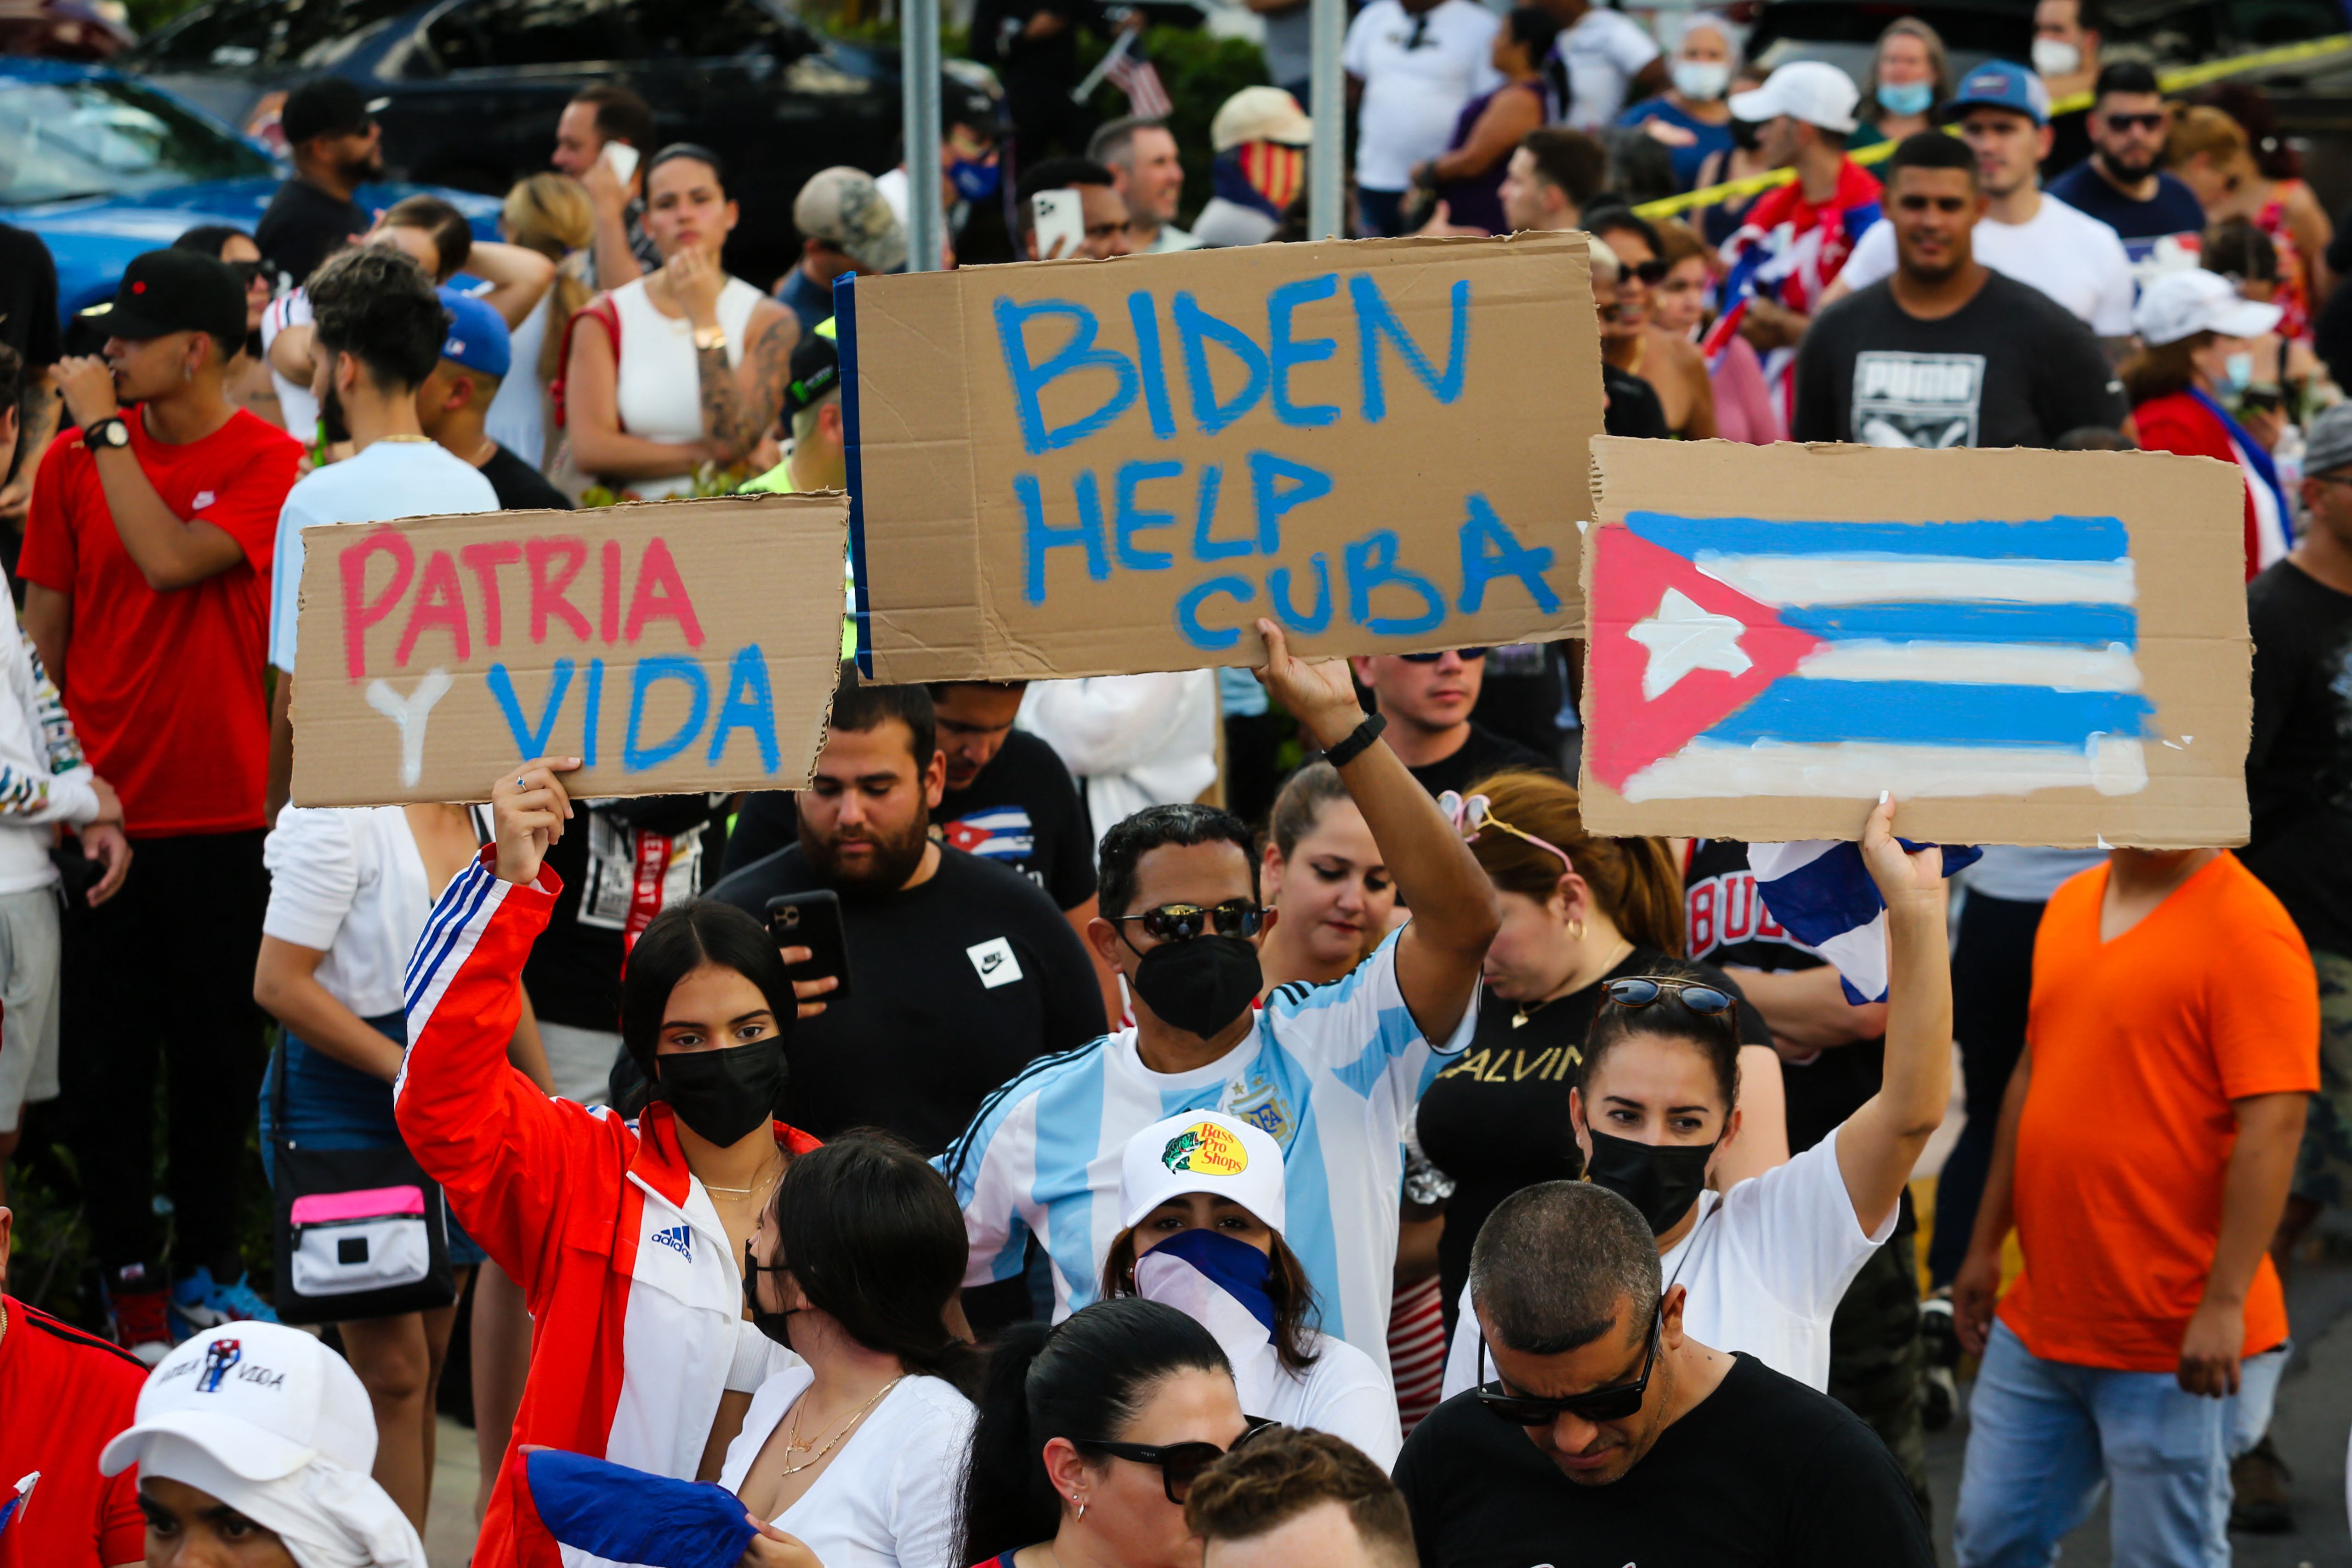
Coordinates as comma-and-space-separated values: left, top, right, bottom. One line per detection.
0, 1196, 147, 1567
0, 221, 62, 539
778, 168, 907, 337
1092, 118, 1197, 253
1851, 18, 1948, 151
877, 83, 1005, 269
396, 759, 818, 1564
2121, 267, 2290, 575
103, 1322, 428, 1568
947, 622, 1500, 1376
491, 173, 594, 472
1399, 1181, 1937, 1566
2034, 0, 2102, 170
1951, 841, 2317, 1566
2168, 103, 2333, 344
1348, 649, 1549, 799
1017, 157, 1142, 260
1649, 219, 1781, 443
959, 1296, 1249, 1568
263, 245, 501, 816
1100, 1110, 1401, 1464
1416, 773, 1783, 1329
1713, 62, 1881, 417
551, 83, 662, 287
1588, 207, 1716, 438
1614, 11, 1738, 192
710, 675, 1105, 1151
1496, 125, 1606, 237
1409, 8, 1551, 236
1531, 0, 1664, 133
22, 248, 301, 1356
1256, 761, 1393, 992
415, 291, 574, 511
1792, 132, 2127, 449
1193, 90, 1315, 249
1822, 62, 2134, 346
1587, 247, 1671, 441
721, 1133, 979, 1568
969, 0, 1114, 162
1343, 0, 1502, 237
172, 225, 281, 429
740, 325, 846, 499
2049, 62, 2209, 267
2206, 219, 2318, 406
1187, 1427, 1416, 1568
1687, 66, 1773, 247
256, 76, 381, 287
2201, 84, 2336, 305
564, 145, 799, 500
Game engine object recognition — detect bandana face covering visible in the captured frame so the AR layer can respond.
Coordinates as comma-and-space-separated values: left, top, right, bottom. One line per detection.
1135, 1227, 1283, 1410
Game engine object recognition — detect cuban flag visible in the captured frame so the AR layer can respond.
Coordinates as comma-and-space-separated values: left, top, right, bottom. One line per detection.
943, 806, 1036, 863
516, 1449, 755, 1568
0, 1472, 36, 1539
1587, 511, 2158, 805
1748, 839, 1980, 1003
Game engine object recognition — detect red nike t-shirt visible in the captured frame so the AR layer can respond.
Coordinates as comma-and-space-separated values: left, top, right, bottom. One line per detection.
0, 1295, 147, 1568
19, 408, 300, 837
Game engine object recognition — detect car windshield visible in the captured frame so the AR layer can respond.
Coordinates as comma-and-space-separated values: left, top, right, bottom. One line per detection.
137, 0, 421, 69
0, 76, 273, 205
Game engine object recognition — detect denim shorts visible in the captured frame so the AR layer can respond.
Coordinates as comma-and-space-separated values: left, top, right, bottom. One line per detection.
259, 1011, 486, 1269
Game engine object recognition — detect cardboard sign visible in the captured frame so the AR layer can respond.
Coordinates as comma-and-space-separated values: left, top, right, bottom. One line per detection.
1578, 438, 2251, 848
841, 233, 1604, 681
289, 493, 850, 807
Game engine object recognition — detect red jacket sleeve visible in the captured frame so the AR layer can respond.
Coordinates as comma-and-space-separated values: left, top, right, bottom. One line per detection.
2132, 394, 2261, 578
395, 851, 628, 1299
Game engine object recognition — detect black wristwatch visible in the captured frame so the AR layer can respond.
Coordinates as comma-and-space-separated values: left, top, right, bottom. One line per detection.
81, 415, 131, 450
1323, 712, 1387, 768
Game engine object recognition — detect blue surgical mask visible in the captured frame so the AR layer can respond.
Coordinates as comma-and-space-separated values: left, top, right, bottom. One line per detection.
1877, 80, 1933, 117
948, 157, 1000, 202
2223, 351, 2255, 394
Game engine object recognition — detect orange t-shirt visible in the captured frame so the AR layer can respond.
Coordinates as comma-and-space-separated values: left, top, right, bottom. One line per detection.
1999, 853, 2318, 1372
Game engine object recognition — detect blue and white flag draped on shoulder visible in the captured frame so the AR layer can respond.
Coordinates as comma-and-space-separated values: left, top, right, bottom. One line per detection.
520, 1449, 756, 1568
1747, 840, 1981, 1004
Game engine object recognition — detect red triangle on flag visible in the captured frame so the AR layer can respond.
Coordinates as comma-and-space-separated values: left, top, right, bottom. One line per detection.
1585, 526, 1825, 790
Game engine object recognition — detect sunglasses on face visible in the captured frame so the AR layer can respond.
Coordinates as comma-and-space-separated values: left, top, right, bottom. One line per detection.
226, 259, 267, 287
1477, 1299, 1663, 1425
1602, 975, 1737, 1018
1400, 647, 1489, 664
1620, 258, 1667, 285
2103, 112, 2165, 132
1078, 1416, 1276, 1503
1115, 900, 1269, 942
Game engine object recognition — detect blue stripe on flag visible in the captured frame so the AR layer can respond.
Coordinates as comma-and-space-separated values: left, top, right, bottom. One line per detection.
1780, 601, 2138, 648
1701, 680, 2154, 749
1625, 511, 2128, 562
524, 1450, 756, 1568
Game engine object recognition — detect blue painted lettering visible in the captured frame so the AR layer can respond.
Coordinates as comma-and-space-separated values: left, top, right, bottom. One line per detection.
1268, 554, 1333, 633
994, 297, 1138, 454
707, 646, 780, 771
1191, 464, 1250, 562
1019, 472, 1111, 604
1176, 576, 1256, 650
624, 656, 710, 772
1172, 292, 1269, 436
1346, 531, 1447, 636
1249, 453, 1332, 553
1456, 494, 1560, 614
1352, 275, 1469, 422
1127, 292, 1176, 440
487, 659, 574, 757
1267, 274, 1340, 428
1114, 460, 1182, 571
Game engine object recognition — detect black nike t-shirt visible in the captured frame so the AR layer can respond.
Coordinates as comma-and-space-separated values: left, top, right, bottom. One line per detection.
1395, 1354, 1935, 1568
1404, 722, 1555, 800
707, 843, 1108, 1152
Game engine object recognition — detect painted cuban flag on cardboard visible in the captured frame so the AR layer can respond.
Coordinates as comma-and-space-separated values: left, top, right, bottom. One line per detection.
1577, 439, 2253, 850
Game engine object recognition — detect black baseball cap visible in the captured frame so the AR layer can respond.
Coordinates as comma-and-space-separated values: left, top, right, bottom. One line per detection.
105, 250, 247, 342
782, 326, 841, 422
280, 75, 381, 145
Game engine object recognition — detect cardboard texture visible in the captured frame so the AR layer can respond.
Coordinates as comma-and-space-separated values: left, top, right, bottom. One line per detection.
289, 493, 850, 807
842, 231, 1604, 681
1577, 438, 2251, 848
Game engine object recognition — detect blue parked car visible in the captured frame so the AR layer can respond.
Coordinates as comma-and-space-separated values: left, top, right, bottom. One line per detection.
0, 57, 498, 326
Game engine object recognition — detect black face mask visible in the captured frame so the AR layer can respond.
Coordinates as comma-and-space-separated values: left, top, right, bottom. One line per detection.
1728, 114, 1762, 152
1131, 935, 1263, 1039
656, 1040, 788, 1148
742, 1239, 800, 1348
1583, 1127, 1717, 1235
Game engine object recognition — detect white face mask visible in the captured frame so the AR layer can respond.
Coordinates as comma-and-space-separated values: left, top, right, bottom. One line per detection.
1672, 60, 1732, 102
2032, 38, 2082, 78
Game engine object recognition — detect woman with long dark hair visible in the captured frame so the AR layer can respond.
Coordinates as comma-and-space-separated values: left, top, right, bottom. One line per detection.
396, 756, 828, 1567
722, 1132, 979, 1568
960, 1297, 1250, 1568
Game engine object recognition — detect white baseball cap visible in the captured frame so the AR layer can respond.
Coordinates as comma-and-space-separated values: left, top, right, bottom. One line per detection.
2132, 267, 2284, 347
1120, 1109, 1287, 1234
1729, 60, 1861, 134
1211, 86, 1313, 153
101, 1323, 379, 1482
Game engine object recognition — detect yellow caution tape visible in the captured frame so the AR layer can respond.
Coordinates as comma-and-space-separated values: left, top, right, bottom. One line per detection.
1629, 31, 2352, 222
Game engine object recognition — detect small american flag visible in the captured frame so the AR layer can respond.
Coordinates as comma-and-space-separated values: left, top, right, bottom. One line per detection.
1104, 31, 1172, 118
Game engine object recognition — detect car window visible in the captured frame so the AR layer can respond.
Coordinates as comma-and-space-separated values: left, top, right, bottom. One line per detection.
436, 0, 647, 69
0, 76, 274, 205
137, 0, 423, 69
640, 0, 803, 58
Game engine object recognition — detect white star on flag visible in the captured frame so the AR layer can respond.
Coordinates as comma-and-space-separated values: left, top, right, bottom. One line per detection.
1629, 587, 1752, 699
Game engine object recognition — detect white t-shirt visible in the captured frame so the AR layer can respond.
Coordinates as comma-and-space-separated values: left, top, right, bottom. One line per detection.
262, 804, 436, 1018
267, 440, 500, 673
1342, 0, 1503, 191
1555, 6, 1660, 131
1439, 1134, 1892, 1399
717, 1370, 976, 1568
1256, 1332, 1403, 1467
260, 289, 318, 441
485, 290, 550, 470
1833, 191, 2136, 335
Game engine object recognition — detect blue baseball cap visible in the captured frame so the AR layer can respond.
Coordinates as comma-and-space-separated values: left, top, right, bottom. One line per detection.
1944, 59, 2051, 126
435, 286, 511, 379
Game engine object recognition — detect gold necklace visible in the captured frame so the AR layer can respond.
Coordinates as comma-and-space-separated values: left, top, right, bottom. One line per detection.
1514, 939, 1637, 1028
776, 1375, 903, 1474
704, 1152, 788, 1198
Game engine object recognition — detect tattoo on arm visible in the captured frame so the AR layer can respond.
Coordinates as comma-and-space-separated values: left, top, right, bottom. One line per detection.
698, 318, 792, 465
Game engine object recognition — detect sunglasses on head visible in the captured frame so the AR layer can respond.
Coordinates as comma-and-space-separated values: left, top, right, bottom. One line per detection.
1076, 1415, 1276, 1504
1400, 647, 1488, 664
1115, 900, 1268, 943
1602, 975, 1737, 1018
1477, 1299, 1663, 1425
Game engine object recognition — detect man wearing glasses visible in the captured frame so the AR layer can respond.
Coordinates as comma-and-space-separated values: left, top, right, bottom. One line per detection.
2047, 61, 2210, 268
1348, 646, 1551, 799
1396, 1180, 1934, 1566
944, 620, 1500, 1377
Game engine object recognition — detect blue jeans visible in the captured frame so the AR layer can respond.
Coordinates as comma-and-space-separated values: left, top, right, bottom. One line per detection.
1956, 1319, 2260, 1567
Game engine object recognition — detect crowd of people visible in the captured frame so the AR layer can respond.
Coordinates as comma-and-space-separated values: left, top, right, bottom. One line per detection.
0, 5, 2345, 1566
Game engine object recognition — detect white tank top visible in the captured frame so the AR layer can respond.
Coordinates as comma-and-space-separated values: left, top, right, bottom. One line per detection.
610, 274, 763, 499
